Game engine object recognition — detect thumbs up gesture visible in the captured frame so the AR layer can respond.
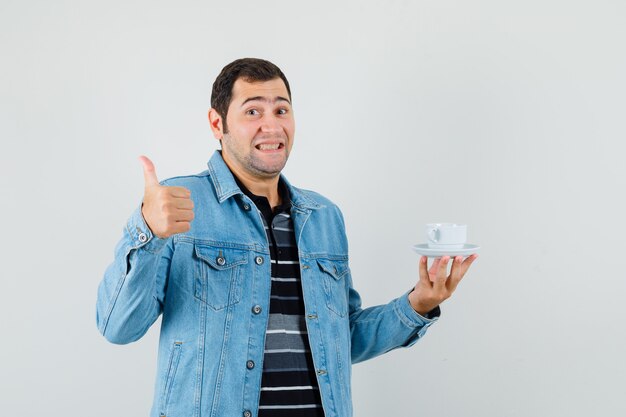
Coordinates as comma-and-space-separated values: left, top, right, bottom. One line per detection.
139, 156, 194, 238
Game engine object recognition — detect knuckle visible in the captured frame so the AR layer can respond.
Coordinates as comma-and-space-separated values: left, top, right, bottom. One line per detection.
163, 203, 174, 214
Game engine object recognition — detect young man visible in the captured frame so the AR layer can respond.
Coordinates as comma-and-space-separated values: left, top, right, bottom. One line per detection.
96, 58, 478, 417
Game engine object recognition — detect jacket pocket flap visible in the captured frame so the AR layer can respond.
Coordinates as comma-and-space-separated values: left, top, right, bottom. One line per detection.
194, 245, 248, 270
316, 258, 349, 280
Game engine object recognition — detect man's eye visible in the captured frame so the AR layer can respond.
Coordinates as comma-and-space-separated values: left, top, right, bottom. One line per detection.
246, 109, 259, 116
277, 108, 288, 115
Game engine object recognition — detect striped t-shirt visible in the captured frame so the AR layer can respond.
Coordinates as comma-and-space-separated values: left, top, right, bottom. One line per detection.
237, 178, 325, 417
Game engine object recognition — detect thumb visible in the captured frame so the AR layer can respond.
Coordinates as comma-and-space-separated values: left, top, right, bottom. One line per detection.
139, 155, 159, 187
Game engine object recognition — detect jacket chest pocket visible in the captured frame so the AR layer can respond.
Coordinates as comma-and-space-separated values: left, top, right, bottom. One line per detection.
317, 258, 350, 317
194, 244, 248, 311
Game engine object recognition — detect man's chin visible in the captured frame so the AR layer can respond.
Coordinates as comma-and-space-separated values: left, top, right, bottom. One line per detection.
251, 165, 286, 178
249, 158, 288, 178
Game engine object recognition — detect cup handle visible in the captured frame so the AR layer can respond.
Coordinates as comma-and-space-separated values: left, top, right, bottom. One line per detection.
428, 228, 439, 243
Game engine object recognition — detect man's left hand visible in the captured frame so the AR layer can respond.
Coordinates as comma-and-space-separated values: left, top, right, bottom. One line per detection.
408, 255, 478, 316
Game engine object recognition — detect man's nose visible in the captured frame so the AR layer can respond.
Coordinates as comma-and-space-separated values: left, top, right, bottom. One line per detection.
260, 114, 282, 133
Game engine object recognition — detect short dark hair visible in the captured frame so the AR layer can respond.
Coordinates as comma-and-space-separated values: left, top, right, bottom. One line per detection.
211, 58, 292, 133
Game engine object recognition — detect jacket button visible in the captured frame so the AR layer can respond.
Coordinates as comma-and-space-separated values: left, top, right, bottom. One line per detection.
246, 360, 255, 369
216, 256, 226, 266
243, 411, 252, 417
138, 232, 148, 243
252, 305, 262, 314
243, 203, 251, 211
255, 256, 264, 265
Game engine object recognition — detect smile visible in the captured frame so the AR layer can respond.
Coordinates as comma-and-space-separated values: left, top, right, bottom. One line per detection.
255, 143, 284, 151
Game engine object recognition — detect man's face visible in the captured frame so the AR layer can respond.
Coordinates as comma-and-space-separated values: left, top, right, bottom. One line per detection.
213, 77, 294, 180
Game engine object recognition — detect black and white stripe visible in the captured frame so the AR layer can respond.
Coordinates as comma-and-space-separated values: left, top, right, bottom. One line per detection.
238, 179, 325, 417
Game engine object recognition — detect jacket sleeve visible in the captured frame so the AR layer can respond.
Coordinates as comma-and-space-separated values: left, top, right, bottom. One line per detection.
96, 204, 174, 344
348, 280, 440, 363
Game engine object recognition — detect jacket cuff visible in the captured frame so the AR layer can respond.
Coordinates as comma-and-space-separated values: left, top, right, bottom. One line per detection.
125, 204, 170, 253
394, 289, 440, 329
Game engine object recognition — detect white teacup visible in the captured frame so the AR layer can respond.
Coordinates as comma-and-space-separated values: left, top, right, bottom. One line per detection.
425, 223, 467, 249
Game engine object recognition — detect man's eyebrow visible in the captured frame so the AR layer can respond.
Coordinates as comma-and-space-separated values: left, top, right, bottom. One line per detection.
240, 96, 291, 107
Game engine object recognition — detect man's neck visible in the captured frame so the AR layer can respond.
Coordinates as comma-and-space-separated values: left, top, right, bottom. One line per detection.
222, 157, 282, 208
238, 174, 282, 208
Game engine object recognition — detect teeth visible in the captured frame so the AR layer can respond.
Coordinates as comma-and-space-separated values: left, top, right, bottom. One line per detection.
258, 143, 280, 150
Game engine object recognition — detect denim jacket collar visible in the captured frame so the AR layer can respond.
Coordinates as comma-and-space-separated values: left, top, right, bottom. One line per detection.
206, 150, 321, 211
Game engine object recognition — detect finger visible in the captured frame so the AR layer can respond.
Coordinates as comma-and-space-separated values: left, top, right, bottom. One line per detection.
418, 256, 431, 286
174, 198, 194, 210
139, 155, 159, 187
447, 256, 465, 291
170, 221, 191, 235
459, 254, 479, 276
432, 256, 450, 290
168, 186, 192, 198
174, 209, 195, 222
428, 257, 441, 277
449, 254, 478, 292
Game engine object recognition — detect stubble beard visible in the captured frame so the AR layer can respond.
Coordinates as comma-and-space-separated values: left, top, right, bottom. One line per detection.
222, 134, 290, 179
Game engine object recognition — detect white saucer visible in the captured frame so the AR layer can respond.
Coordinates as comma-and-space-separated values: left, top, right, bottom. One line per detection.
412, 243, 480, 258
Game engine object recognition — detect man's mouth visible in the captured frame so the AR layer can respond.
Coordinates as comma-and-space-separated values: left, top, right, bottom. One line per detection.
255, 143, 284, 151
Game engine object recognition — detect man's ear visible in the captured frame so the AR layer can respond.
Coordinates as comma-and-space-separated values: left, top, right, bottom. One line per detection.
208, 108, 224, 140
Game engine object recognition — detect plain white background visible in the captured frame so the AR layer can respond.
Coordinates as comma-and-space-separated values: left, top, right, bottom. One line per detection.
2, 0, 625, 416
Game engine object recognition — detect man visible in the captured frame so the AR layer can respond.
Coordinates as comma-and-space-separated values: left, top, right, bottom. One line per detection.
96, 58, 478, 417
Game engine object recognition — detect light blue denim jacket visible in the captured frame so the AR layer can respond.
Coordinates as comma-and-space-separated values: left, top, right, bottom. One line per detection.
96, 151, 438, 417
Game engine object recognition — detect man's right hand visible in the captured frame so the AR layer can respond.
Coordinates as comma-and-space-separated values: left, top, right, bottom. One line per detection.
139, 155, 194, 238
